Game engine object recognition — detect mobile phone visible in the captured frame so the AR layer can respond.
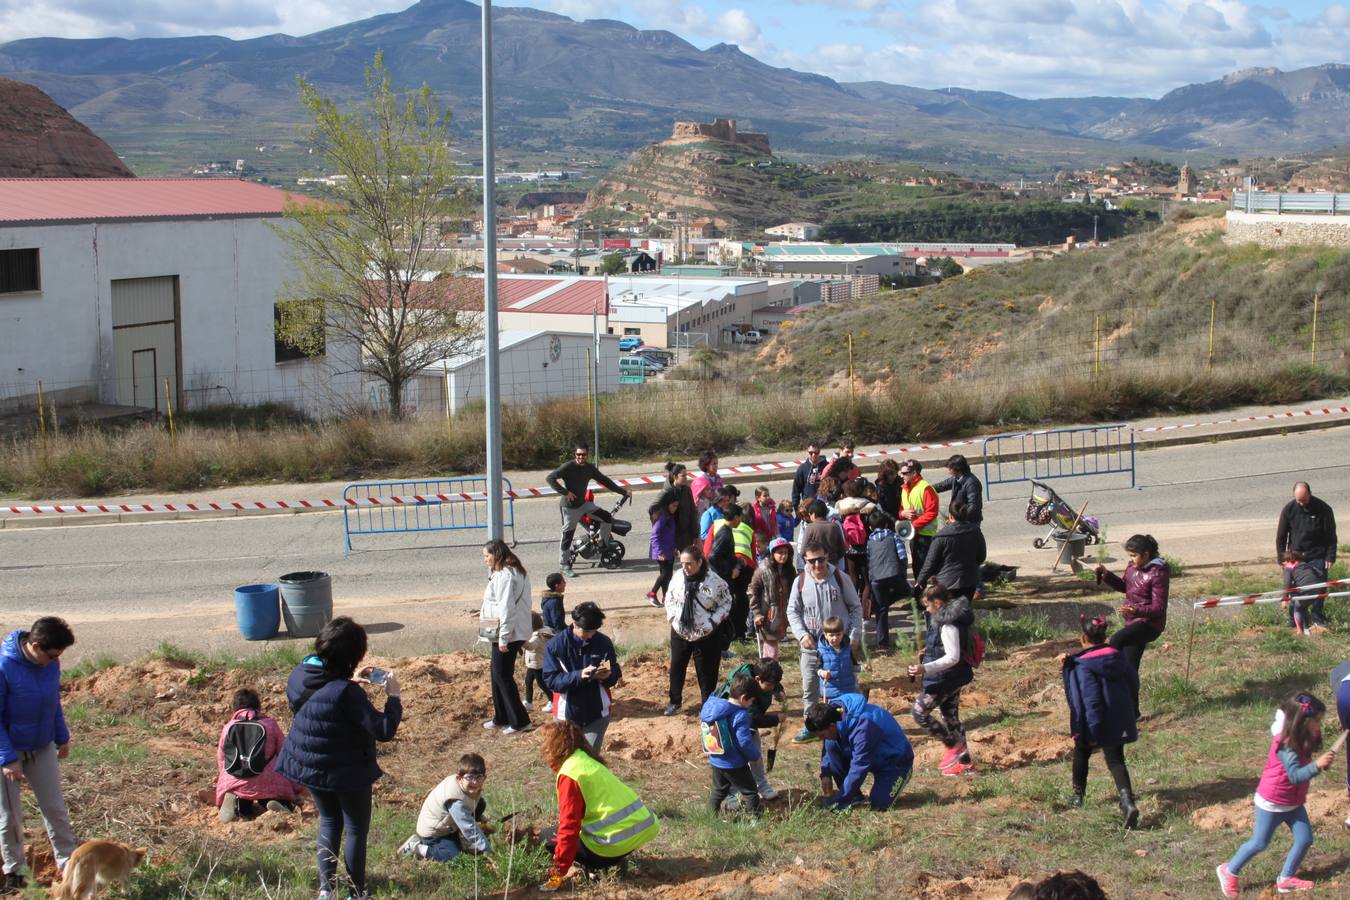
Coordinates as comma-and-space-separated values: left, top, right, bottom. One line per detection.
367, 668, 390, 686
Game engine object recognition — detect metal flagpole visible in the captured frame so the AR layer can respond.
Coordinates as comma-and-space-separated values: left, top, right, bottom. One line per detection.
481, 0, 504, 539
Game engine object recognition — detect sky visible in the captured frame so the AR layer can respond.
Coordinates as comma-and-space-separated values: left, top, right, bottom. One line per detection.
1, 0, 1347, 98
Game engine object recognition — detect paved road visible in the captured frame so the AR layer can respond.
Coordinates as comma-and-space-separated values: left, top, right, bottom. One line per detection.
2, 426, 1346, 663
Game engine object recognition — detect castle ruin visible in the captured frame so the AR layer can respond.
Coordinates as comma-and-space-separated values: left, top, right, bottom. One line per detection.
668, 118, 771, 156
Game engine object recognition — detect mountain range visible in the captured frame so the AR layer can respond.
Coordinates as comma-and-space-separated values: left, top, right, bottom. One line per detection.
1, 0, 1346, 176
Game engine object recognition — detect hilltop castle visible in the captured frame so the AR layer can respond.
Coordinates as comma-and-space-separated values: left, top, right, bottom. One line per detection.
667, 118, 771, 156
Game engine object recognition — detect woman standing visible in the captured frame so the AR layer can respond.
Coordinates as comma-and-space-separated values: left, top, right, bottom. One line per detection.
749, 538, 796, 659
874, 459, 903, 519
275, 617, 401, 900
538, 721, 659, 892
481, 538, 534, 734
690, 450, 724, 515
663, 545, 733, 716
1094, 534, 1168, 713
915, 499, 986, 602
664, 462, 698, 552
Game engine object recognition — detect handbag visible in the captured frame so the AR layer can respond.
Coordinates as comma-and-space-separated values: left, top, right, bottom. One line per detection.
478, 617, 500, 642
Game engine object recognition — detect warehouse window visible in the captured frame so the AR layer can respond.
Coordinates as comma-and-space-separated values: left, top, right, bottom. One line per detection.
0, 249, 40, 294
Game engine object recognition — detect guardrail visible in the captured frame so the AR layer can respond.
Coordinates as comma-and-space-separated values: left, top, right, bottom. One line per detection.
982, 424, 1135, 499
342, 476, 517, 553
1232, 191, 1350, 215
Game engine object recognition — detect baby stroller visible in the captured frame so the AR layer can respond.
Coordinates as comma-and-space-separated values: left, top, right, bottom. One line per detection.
567, 493, 632, 570
1025, 480, 1102, 549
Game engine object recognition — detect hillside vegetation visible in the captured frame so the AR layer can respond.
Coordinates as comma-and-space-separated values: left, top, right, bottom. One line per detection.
758, 215, 1350, 392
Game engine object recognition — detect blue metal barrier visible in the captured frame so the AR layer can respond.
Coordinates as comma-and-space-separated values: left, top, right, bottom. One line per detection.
342, 476, 517, 553
982, 424, 1134, 499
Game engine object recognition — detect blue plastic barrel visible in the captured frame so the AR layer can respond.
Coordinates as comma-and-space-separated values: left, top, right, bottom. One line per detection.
235, 584, 281, 641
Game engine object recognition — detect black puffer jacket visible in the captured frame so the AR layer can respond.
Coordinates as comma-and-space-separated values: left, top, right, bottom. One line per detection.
916, 521, 986, 594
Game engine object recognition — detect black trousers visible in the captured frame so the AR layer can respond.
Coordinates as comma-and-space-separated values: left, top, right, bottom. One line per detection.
651, 558, 675, 598
1107, 621, 1161, 715
524, 666, 546, 704
709, 765, 761, 814
1072, 740, 1133, 795
669, 628, 724, 707
729, 567, 753, 641
909, 535, 934, 590
490, 640, 530, 729
541, 826, 628, 871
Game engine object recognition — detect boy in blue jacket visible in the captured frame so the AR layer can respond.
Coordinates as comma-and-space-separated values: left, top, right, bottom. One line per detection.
817, 616, 858, 700
542, 602, 621, 752
805, 692, 914, 811
0, 617, 79, 892
699, 673, 763, 815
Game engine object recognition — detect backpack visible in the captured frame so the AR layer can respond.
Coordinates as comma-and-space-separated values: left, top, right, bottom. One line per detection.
841, 513, 868, 549
222, 716, 271, 778
962, 626, 986, 669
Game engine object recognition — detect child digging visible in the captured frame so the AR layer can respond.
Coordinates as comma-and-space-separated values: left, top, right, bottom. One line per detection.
1217, 693, 1339, 896
908, 584, 975, 776
398, 753, 493, 861
699, 673, 763, 817
715, 658, 785, 800
1061, 615, 1140, 827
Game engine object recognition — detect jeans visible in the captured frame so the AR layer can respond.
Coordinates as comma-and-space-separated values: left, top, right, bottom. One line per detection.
870, 575, 909, 646
1227, 805, 1313, 880
798, 645, 822, 715
668, 629, 724, 707
309, 786, 373, 894
581, 716, 610, 753
490, 640, 530, 729
0, 743, 78, 875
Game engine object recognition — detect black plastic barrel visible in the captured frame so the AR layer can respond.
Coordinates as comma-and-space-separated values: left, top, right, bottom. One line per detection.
279, 571, 333, 638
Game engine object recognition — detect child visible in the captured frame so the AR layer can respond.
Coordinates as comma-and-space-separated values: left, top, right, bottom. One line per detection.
399, 753, 493, 861
648, 496, 679, 607
865, 510, 909, 649
716, 659, 785, 800
1282, 551, 1322, 635
541, 573, 567, 632
1217, 693, 1338, 896
776, 499, 800, 543
908, 584, 975, 776
522, 612, 555, 712
216, 688, 300, 822
699, 673, 763, 816
750, 487, 778, 556
817, 616, 858, 701
1062, 615, 1140, 827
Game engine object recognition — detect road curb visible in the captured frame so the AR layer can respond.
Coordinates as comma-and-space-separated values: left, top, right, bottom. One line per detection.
2, 414, 1347, 530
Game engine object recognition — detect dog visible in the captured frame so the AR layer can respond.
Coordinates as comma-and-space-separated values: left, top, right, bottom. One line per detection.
51, 840, 147, 900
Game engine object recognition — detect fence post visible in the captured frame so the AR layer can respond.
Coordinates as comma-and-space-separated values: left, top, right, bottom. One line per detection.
1208, 298, 1216, 371
35, 381, 47, 449
163, 377, 176, 442
1093, 315, 1101, 378
848, 332, 856, 402
1310, 290, 1320, 364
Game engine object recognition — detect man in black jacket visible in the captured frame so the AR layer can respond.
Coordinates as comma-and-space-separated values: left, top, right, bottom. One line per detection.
1276, 482, 1338, 625
547, 444, 631, 576
930, 454, 983, 525
791, 443, 827, 508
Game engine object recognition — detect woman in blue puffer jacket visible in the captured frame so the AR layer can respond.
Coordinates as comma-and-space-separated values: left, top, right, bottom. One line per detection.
275, 617, 402, 900
0, 617, 79, 893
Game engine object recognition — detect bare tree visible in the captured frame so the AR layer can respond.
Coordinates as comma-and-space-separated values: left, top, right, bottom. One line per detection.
276, 52, 480, 417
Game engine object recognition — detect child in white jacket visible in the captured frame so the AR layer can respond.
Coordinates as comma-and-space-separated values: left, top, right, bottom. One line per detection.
522, 612, 555, 711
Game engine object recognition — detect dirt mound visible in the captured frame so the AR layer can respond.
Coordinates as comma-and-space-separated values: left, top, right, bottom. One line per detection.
605, 716, 704, 763
1190, 781, 1347, 832
968, 729, 1072, 769
634, 859, 839, 897
910, 871, 1027, 899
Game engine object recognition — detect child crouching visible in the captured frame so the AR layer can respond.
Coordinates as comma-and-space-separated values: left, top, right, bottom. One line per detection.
699, 673, 763, 816
399, 753, 493, 861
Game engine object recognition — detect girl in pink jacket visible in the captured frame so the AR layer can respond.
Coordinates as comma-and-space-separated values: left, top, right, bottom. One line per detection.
1216, 693, 1337, 896
215, 688, 301, 821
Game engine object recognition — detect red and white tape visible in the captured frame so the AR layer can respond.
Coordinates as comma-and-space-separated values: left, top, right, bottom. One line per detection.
4, 400, 1347, 518
1193, 579, 1350, 610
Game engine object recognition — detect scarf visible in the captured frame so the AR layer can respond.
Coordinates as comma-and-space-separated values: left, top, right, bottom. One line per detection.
680, 562, 708, 632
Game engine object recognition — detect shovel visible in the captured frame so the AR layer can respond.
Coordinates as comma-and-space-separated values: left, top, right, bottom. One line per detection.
765, 695, 788, 773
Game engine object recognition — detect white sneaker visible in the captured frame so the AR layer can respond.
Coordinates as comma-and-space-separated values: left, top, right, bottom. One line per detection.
397, 834, 422, 857
482, 720, 498, 730
502, 723, 536, 735
523, 700, 533, 711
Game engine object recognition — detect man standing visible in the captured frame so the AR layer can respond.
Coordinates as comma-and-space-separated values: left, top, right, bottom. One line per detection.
898, 460, 940, 584
787, 541, 863, 743
0, 617, 79, 893
547, 444, 631, 578
791, 443, 828, 508
930, 454, 983, 524
1276, 482, 1338, 627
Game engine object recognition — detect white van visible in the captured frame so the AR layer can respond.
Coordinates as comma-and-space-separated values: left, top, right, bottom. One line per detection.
743, 330, 762, 344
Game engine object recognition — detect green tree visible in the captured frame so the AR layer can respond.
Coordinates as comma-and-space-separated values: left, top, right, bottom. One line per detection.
599, 253, 628, 276
275, 52, 479, 418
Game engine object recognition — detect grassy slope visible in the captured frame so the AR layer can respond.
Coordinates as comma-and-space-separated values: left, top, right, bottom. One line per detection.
49, 562, 1350, 898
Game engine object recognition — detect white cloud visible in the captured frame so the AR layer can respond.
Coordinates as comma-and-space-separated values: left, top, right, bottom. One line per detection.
716, 7, 759, 45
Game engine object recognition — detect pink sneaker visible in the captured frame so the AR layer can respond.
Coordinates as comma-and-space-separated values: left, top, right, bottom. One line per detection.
1276, 874, 1313, 893
1215, 864, 1238, 898
942, 761, 975, 777
938, 745, 960, 771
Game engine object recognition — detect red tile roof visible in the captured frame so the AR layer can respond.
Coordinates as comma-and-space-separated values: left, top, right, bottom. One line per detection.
437, 275, 606, 316
0, 178, 315, 224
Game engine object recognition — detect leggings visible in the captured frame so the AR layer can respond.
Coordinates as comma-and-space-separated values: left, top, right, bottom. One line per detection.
1108, 621, 1161, 714
524, 667, 546, 705
1071, 740, 1133, 795
912, 688, 967, 753
651, 558, 675, 598
1227, 804, 1313, 880
309, 786, 373, 895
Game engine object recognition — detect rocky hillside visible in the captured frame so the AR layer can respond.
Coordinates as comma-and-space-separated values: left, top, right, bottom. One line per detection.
0, 77, 132, 177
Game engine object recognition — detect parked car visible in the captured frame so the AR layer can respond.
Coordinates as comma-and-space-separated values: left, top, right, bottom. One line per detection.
743, 330, 762, 344
631, 347, 674, 367
619, 336, 644, 351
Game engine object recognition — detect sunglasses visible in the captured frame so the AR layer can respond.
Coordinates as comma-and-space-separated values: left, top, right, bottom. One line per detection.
805, 557, 828, 566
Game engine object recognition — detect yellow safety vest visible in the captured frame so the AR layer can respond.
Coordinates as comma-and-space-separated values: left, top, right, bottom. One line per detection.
712, 519, 756, 560
901, 478, 939, 537
557, 750, 659, 858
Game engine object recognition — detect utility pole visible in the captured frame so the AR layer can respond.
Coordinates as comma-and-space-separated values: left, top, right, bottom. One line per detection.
481, 0, 504, 539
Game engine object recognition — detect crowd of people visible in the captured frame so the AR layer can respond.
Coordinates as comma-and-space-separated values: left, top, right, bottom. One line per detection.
0, 438, 1341, 898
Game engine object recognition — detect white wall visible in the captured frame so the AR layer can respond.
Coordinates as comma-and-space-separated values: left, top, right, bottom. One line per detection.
0, 217, 361, 415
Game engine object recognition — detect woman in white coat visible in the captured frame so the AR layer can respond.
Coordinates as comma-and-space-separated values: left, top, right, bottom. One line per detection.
481, 539, 534, 734
662, 544, 733, 717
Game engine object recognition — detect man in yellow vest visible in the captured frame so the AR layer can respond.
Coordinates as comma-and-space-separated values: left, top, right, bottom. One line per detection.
898, 460, 940, 586
708, 505, 757, 643
541, 722, 659, 891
